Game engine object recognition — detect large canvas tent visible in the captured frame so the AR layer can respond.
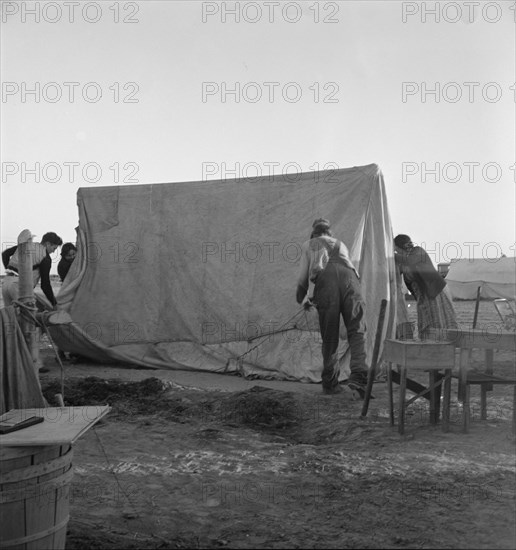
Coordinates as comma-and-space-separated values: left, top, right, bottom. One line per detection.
446, 258, 516, 301
48, 164, 399, 382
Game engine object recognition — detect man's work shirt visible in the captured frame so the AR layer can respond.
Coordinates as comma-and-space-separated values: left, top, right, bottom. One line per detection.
297, 235, 359, 292
2, 245, 17, 269
4, 243, 57, 305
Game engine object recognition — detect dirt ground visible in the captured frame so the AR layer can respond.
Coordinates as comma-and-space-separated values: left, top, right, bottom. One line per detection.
37, 343, 516, 550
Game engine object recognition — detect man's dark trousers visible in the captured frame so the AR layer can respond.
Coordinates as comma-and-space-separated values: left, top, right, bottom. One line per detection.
313, 258, 368, 391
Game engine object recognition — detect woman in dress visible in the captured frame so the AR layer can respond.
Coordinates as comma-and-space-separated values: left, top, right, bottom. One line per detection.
394, 234, 457, 339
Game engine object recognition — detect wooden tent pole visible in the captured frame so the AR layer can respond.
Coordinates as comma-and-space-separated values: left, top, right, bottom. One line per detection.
17, 235, 38, 370
472, 285, 481, 329
361, 299, 388, 417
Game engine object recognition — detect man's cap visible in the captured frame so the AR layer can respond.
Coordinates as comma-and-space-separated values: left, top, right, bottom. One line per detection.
312, 218, 331, 229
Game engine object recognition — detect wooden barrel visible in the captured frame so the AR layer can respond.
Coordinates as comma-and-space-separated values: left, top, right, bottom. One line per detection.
0, 445, 73, 550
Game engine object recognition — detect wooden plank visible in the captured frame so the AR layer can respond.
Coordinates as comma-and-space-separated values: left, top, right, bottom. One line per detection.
458, 348, 469, 403
0, 406, 110, 447
427, 325, 516, 433
442, 369, 452, 433
513, 387, 516, 436
361, 298, 388, 417
0, 495, 26, 545
387, 363, 394, 426
389, 370, 433, 401
384, 340, 455, 369
485, 348, 494, 391
464, 384, 471, 433
428, 328, 516, 351
52, 446, 72, 550
429, 371, 439, 424
403, 375, 444, 408
466, 376, 516, 384
480, 349, 494, 419
398, 366, 407, 435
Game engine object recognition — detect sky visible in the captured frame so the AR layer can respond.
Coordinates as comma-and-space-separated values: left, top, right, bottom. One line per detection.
1, 0, 514, 270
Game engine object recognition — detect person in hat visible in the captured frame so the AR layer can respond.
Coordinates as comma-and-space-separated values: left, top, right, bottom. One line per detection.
394, 234, 457, 339
2, 230, 63, 372
2, 231, 63, 308
296, 218, 369, 397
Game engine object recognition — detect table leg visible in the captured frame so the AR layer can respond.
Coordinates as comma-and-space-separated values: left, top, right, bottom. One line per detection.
399, 365, 407, 435
459, 348, 469, 432
485, 349, 494, 391
429, 371, 442, 424
480, 349, 494, 420
387, 363, 394, 426
464, 383, 471, 433
442, 369, 451, 433
429, 371, 436, 424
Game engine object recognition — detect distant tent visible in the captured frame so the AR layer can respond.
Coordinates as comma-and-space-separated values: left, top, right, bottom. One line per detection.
437, 262, 450, 278
446, 258, 516, 300
48, 164, 400, 382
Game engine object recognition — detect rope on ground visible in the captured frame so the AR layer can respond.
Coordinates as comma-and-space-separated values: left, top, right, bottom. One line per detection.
92, 426, 172, 545
236, 306, 309, 372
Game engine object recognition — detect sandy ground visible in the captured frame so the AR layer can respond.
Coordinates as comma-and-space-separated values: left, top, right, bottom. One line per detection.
36, 341, 515, 550
2, 277, 515, 549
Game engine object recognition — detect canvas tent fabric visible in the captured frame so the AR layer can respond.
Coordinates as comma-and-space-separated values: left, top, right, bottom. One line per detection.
0, 306, 47, 414
446, 258, 516, 301
49, 164, 399, 382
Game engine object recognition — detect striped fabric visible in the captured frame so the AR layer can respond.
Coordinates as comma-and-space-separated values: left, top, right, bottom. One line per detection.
411, 281, 458, 339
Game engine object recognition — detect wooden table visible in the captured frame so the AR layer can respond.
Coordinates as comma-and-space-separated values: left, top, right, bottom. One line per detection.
384, 339, 456, 435
428, 328, 516, 433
